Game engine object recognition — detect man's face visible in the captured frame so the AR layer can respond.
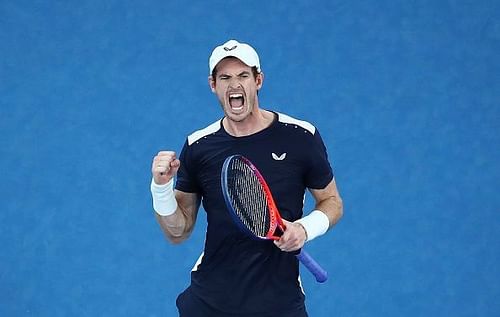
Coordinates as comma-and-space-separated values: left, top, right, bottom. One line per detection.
209, 57, 263, 123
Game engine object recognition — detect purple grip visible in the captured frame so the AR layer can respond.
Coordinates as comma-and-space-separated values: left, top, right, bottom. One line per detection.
296, 250, 328, 283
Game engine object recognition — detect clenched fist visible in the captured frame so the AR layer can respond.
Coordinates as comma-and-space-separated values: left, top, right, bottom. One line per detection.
152, 151, 181, 185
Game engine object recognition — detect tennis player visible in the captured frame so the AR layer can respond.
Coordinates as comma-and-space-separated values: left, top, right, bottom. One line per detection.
151, 39, 343, 317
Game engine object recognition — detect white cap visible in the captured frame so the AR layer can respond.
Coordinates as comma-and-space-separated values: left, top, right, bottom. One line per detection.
209, 39, 261, 74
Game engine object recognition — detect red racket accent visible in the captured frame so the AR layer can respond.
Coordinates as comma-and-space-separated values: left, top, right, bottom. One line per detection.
242, 156, 285, 240
221, 155, 328, 283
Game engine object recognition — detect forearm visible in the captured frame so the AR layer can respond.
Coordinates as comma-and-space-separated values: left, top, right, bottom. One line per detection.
150, 177, 200, 244
155, 204, 196, 244
295, 180, 343, 242
278, 192, 342, 251
315, 193, 343, 228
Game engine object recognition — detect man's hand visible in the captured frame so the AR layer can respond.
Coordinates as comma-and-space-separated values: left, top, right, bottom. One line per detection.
273, 220, 307, 252
152, 151, 181, 185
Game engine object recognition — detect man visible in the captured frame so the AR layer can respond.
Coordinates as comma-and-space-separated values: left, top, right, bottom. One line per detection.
150, 39, 343, 317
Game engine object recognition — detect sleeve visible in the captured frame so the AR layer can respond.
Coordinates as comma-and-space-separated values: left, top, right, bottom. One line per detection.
304, 128, 334, 189
175, 140, 201, 193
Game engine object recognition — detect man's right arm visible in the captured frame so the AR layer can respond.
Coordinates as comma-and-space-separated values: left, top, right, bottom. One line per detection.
154, 190, 201, 244
151, 151, 201, 244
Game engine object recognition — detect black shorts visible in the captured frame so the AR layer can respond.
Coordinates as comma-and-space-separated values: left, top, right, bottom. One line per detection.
176, 287, 309, 317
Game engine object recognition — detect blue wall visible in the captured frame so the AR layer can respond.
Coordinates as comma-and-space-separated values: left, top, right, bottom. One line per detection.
1, 1, 499, 316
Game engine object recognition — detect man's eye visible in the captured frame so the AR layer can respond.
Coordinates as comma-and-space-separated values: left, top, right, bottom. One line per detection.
220, 76, 230, 80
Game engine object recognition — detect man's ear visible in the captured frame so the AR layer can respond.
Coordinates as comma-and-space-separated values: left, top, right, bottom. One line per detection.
208, 76, 216, 93
256, 72, 264, 90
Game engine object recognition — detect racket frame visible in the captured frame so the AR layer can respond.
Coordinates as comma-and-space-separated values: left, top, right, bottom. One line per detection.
221, 154, 328, 283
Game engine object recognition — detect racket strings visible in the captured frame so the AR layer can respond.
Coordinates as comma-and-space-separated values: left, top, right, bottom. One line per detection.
227, 159, 270, 237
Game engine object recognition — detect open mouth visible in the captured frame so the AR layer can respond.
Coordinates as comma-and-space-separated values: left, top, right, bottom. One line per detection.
228, 93, 245, 111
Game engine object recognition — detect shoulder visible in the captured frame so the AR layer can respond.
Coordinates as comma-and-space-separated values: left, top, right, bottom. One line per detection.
187, 119, 223, 146
275, 111, 316, 135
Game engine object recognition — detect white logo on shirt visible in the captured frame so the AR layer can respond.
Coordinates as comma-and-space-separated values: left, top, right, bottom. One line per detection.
272, 152, 287, 161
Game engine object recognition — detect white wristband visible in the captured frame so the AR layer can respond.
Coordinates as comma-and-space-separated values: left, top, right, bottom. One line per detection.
295, 210, 330, 242
150, 178, 178, 216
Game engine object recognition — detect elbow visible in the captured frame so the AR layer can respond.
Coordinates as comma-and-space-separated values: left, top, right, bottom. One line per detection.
164, 227, 194, 245
337, 196, 343, 218
168, 235, 188, 245
331, 196, 343, 225
163, 228, 192, 245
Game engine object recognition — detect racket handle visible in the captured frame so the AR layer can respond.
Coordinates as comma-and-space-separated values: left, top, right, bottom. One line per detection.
296, 250, 328, 283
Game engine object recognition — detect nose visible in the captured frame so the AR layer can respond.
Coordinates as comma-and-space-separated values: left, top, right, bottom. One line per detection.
229, 77, 242, 88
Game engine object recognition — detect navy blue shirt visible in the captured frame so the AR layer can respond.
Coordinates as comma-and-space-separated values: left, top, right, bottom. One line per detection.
175, 111, 333, 314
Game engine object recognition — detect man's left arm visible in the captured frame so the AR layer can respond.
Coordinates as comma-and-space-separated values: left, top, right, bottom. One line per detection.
308, 178, 343, 228
274, 179, 343, 252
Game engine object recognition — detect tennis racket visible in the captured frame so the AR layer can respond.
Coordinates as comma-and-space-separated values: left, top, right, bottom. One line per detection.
221, 154, 328, 283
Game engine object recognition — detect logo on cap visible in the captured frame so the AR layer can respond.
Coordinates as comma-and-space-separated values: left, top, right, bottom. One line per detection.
223, 45, 237, 51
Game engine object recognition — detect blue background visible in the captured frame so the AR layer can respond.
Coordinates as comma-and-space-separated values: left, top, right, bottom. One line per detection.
1, 1, 499, 316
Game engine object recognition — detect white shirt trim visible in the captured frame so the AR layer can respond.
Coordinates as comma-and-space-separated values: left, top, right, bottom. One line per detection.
277, 112, 316, 135
187, 120, 222, 145
191, 252, 205, 272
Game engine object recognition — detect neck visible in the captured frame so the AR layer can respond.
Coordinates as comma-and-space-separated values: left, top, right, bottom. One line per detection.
223, 109, 275, 137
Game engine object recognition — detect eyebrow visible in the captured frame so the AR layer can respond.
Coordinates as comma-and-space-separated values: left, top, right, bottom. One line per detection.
218, 70, 251, 78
